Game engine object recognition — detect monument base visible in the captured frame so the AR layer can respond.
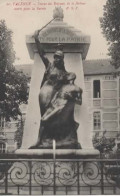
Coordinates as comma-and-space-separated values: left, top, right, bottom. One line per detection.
15, 149, 99, 159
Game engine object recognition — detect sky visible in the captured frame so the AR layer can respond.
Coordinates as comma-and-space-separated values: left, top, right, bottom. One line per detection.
0, 0, 109, 65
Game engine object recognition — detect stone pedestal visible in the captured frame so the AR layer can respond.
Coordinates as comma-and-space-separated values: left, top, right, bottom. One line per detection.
15, 148, 99, 159
19, 8, 98, 156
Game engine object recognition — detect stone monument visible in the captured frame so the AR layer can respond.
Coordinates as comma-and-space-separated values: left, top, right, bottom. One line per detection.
16, 7, 99, 157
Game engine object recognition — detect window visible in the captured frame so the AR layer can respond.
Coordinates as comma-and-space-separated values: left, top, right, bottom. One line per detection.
104, 75, 114, 80
93, 80, 101, 98
93, 111, 101, 130
0, 142, 6, 153
0, 116, 5, 128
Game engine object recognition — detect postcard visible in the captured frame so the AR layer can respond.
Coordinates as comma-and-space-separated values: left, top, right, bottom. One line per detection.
0, 0, 119, 195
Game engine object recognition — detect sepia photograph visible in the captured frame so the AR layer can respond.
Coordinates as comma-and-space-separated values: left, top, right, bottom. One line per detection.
0, 0, 120, 195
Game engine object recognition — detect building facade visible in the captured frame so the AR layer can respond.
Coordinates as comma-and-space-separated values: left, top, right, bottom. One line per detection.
84, 59, 120, 139
0, 121, 17, 153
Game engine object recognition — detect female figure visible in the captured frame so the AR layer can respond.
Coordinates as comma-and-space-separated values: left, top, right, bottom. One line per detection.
39, 73, 82, 149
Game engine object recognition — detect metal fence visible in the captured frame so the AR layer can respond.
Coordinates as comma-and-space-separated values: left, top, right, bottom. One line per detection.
0, 157, 120, 195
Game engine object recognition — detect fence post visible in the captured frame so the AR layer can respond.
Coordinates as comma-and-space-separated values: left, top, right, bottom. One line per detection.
77, 161, 80, 195
53, 160, 56, 195
28, 161, 32, 195
100, 161, 104, 195
5, 162, 8, 195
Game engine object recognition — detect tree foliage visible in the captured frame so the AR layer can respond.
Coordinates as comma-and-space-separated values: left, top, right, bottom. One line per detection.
100, 0, 120, 68
0, 20, 29, 121
93, 131, 115, 156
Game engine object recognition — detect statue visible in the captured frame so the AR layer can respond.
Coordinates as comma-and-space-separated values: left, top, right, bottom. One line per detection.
30, 30, 83, 149
53, 7, 64, 21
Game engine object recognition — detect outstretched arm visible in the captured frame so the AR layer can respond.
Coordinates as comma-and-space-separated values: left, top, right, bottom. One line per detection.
34, 30, 50, 69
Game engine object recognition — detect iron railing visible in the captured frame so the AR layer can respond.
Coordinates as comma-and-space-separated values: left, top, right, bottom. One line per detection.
0, 156, 120, 195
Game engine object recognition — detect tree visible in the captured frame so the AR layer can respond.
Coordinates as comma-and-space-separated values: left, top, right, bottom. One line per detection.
100, 0, 120, 68
0, 20, 29, 121
93, 131, 115, 157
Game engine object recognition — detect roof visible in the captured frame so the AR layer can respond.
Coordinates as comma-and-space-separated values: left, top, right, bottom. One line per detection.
83, 58, 120, 75
15, 59, 120, 77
